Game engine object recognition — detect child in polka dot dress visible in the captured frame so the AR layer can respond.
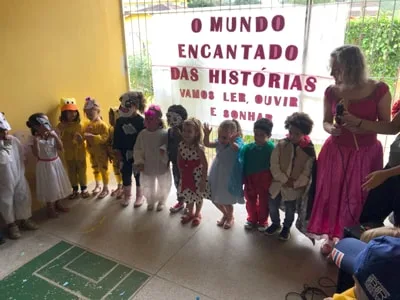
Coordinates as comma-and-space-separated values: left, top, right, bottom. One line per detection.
179, 118, 209, 226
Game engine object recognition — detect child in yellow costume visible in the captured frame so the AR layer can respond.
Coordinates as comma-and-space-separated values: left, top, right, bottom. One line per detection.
83, 97, 110, 199
57, 98, 89, 199
108, 108, 123, 198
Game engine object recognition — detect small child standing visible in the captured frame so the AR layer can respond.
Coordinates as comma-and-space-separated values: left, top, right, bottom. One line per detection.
166, 105, 188, 213
57, 98, 89, 199
266, 112, 315, 241
204, 120, 244, 229
26, 113, 71, 218
0, 113, 38, 239
113, 92, 146, 207
83, 97, 110, 199
178, 118, 209, 226
108, 108, 123, 199
241, 118, 274, 232
133, 105, 171, 211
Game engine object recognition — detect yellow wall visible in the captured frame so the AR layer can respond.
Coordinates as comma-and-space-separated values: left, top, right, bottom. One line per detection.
0, 0, 128, 210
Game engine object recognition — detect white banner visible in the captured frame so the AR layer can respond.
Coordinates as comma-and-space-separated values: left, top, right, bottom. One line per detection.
149, 5, 349, 140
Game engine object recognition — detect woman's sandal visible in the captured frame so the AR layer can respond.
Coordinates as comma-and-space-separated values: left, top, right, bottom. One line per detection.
97, 189, 109, 200
92, 186, 102, 195
217, 215, 227, 227
181, 213, 195, 225
191, 214, 202, 227
81, 190, 90, 199
68, 191, 80, 200
223, 217, 234, 229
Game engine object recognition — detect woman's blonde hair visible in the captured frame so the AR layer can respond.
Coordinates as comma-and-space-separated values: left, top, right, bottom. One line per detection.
330, 45, 367, 87
218, 119, 243, 137
183, 117, 203, 146
361, 226, 400, 243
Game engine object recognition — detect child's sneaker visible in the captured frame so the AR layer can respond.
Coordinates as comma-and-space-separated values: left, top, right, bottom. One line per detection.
8, 224, 21, 240
170, 201, 184, 213
147, 204, 154, 211
265, 223, 282, 236
244, 221, 256, 230
279, 227, 291, 241
157, 203, 165, 211
257, 224, 268, 232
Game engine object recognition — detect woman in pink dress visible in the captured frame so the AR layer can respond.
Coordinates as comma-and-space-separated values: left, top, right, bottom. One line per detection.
307, 45, 391, 255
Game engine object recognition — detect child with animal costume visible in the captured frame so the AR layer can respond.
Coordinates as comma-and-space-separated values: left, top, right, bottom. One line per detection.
83, 97, 110, 199
0, 113, 38, 239
133, 105, 171, 211
166, 105, 188, 214
113, 92, 146, 207
27, 113, 71, 218
57, 98, 89, 199
108, 107, 123, 199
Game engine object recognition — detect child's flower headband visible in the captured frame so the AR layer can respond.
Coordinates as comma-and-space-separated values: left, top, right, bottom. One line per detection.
145, 105, 161, 118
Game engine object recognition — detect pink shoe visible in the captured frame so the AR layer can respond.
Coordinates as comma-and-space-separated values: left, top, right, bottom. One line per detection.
170, 201, 184, 213
121, 185, 131, 207
134, 187, 145, 208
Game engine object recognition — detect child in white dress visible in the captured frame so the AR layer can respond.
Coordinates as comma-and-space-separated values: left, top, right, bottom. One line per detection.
26, 113, 71, 218
0, 113, 38, 240
133, 105, 171, 211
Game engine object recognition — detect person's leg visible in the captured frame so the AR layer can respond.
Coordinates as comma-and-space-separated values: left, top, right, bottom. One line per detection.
279, 200, 296, 241
244, 186, 258, 229
224, 205, 234, 229
78, 160, 89, 197
257, 190, 269, 231
14, 178, 38, 231
359, 171, 396, 226
181, 202, 195, 224
156, 171, 172, 211
214, 203, 228, 226
0, 186, 20, 239
121, 153, 133, 206
98, 155, 109, 199
66, 160, 79, 199
141, 173, 157, 210
192, 201, 203, 226
170, 163, 184, 213
266, 196, 282, 235
90, 153, 101, 194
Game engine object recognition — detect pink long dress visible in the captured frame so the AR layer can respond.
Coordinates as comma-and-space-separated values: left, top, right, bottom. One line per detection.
307, 82, 388, 240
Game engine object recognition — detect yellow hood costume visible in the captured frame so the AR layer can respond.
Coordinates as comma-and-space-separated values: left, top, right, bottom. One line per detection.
57, 98, 88, 196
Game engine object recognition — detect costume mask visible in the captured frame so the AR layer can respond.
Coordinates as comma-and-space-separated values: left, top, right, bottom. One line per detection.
118, 93, 136, 118
0, 112, 11, 131
167, 111, 183, 127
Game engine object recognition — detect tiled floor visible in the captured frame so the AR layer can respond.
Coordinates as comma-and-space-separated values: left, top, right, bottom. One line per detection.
0, 184, 337, 300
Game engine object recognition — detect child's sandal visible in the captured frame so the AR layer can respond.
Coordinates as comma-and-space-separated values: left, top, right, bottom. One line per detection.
97, 189, 109, 199
217, 215, 227, 227
181, 213, 195, 225
81, 190, 90, 198
92, 186, 101, 195
191, 214, 202, 227
55, 202, 69, 213
223, 217, 234, 229
68, 191, 80, 200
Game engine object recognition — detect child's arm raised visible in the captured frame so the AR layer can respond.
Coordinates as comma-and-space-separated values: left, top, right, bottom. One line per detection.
270, 145, 288, 184
203, 123, 217, 148
198, 146, 208, 192
50, 131, 64, 152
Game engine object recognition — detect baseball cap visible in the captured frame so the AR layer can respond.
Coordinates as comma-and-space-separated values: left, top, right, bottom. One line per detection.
332, 236, 400, 300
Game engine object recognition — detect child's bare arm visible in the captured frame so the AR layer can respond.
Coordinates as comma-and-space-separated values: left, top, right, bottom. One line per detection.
203, 123, 217, 148
198, 147, 208, 192
50, 131, 64, 152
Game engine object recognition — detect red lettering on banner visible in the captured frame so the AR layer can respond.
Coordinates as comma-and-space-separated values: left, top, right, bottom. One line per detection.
210, 107, 217, 116
191, 18, 202, 33
305, 77, 317, 92
179, 89, 214, 100
223, 109, 273, 121
171, 67, 198, 81
254, 95, 299, 107
209, 16, 283, 32
223, 92, 246, 102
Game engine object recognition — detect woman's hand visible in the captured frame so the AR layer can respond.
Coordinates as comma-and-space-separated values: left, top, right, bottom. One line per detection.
362, 170, 388, 191
329, 123, 342, 137
342, 111, 361, 127
203, 123, 212, 136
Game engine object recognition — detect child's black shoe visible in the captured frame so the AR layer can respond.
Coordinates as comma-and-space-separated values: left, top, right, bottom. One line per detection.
279, 226, 291, 241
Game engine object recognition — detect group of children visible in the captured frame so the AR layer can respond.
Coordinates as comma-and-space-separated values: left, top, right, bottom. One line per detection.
0, 90, 316, 243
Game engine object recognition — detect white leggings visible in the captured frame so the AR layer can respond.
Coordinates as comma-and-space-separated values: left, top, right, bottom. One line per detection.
141, 171, 172, 205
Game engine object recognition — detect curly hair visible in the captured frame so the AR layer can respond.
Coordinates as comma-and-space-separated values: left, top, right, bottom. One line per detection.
254, 118, 273, 136
183, 117, 203, 147
119, 91, 146, 114
330, 45, 367, 87
219, 119, 243, 137
284, 112, 314, 135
